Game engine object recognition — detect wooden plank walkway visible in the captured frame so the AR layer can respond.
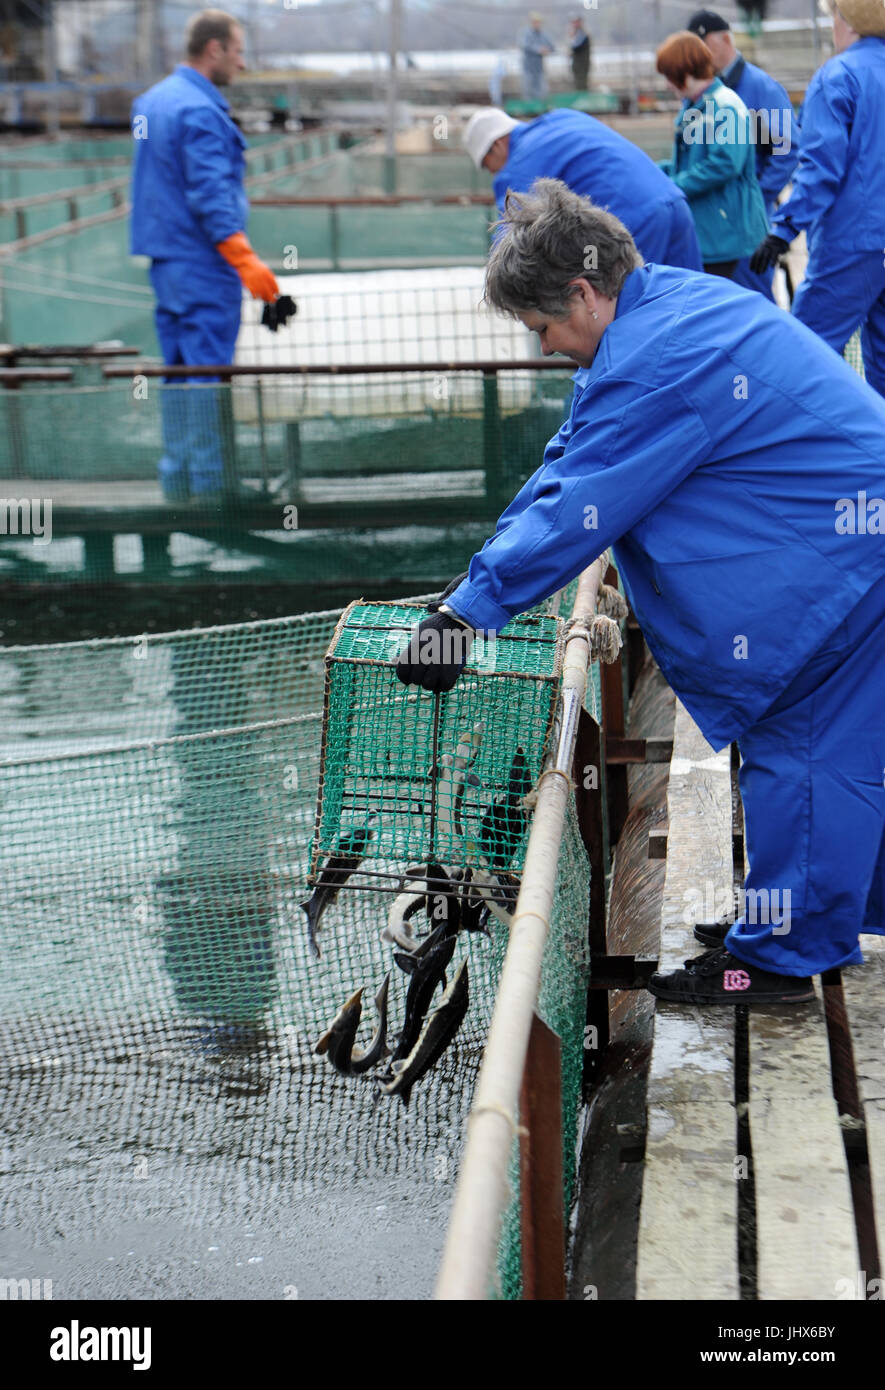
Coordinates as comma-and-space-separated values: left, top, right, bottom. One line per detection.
637, 700, 871, 1301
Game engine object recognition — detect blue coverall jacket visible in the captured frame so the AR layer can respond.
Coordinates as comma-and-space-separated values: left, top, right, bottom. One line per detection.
770, 36, 885, 394
131, 64, 248, 276
447, 264, 885, 753
660, 77, 769, 263
493, 109, 703, 271
130, 65, 250, 496
722, 53, 799, 205
721, 51, 800, 297
772, 37, 885, 260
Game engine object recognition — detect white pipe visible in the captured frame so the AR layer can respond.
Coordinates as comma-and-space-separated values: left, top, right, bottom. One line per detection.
435, 556, 608, 1301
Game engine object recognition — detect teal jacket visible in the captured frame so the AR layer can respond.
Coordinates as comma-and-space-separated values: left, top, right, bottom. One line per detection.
659, 78, 769, 263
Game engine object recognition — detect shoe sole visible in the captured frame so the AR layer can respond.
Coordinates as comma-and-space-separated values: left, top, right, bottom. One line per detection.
694, 926, 729, 948
648, 979, 815, 1005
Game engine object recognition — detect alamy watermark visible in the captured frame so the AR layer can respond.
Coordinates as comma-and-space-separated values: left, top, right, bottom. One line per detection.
683, 882, 792, 935
0, 497, 52, 544
682, 103, 793, 155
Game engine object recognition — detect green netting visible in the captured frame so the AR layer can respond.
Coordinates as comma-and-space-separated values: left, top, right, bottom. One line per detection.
0, 370, 572, 587
249, 201, 492, 270
0, 588, 593, 1298
311, 601, 561, 874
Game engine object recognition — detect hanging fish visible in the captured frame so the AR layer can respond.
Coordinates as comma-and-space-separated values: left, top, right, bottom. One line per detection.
382, 861, 460, 953
381, 961, 470, 1107
462, 865, 521, 929
301, 814, 377, 959
381, 878, 428, 953
387, 923, 457, 1068
436, 722, 484, 851
314, 972, 391, 1076
476, 747, 532, 870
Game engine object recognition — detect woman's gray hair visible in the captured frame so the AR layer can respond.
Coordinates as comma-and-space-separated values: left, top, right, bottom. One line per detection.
484, 177, 643, 318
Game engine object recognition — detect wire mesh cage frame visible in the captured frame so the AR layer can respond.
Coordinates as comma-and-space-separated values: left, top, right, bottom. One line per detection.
307, 599, 566, 887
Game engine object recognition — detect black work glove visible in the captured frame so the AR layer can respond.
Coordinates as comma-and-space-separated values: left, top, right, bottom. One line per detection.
426, 570, 469, 613
749, 233, 790, 275
261, 294, 298, 332
395, 611, 474, 692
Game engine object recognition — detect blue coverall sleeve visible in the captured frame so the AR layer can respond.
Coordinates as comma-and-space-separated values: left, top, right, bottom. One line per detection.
756, 80, 800, 201
180, 107, 246, 246
445, 378, 712, 632
670, 127, 749, 199
772, 70, 852, 238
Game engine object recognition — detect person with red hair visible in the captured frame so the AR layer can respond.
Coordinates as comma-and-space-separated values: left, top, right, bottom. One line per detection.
656, 30, 768, 277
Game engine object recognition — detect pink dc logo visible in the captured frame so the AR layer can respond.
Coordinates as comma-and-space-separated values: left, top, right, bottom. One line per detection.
723, 969, 751, 992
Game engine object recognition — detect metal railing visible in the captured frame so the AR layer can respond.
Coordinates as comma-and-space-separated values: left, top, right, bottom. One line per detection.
435, 556, 610, 1299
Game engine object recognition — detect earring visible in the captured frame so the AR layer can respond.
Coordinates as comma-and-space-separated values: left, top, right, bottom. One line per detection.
592, 311, 599, 320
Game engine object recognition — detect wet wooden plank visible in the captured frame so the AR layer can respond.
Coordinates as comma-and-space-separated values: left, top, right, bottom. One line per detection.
749, 987, 859, 1300
637, 701, 739, 1300
841, 937, 885, 1266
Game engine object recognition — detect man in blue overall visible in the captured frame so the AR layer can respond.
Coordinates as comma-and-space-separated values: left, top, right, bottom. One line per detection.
687, 9, 799, 300
751, 0, 885, 397
520, 13, 554, 103
463, 106, 703, 272
131, 9, 280, 501
396, 179, 885, 1006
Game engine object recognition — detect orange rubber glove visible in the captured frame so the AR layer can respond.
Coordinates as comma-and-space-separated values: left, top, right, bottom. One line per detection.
215, 232, 279, 302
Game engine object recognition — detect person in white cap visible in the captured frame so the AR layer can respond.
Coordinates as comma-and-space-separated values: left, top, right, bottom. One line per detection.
463, 106, 703, 270
750, 0, 885, 396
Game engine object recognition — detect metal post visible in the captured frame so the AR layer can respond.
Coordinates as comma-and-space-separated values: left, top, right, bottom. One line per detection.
519, 1013, 566, 1300
601, 565, 628, 848
384, 0, 402, 195
482, 370, 503, 509
329, 204, 341, 271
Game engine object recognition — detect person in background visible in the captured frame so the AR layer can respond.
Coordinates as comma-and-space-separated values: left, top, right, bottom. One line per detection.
463, 105, 703, 271
687, 9, 799, 300
130, 9, 281, 502
520, 12, 554, 103
395, 178, 885, 1007
751, 0, 885, 397
657, 31, 769, 277
568, 15, 592, 90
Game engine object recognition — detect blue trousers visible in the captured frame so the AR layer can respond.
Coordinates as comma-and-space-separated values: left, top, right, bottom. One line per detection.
792, 248, 885, 399
150, 258, 242, 499
727, 574, 885, 976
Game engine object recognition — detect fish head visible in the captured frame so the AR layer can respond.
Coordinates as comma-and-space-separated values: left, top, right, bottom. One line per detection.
314, 987, 364, 1055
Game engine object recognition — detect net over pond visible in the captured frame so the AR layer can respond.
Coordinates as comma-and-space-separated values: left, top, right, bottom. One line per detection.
0, 594, 592, 1299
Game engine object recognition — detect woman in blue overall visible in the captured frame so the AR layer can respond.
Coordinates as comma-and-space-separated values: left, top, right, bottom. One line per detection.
657, 30, 769, 279
395, 178, 885, 1006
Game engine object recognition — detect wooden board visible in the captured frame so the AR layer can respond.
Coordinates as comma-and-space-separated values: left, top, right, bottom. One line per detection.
637, 700, 739, 1300
841, 936, 885, 1276
749, 986, 859, 1300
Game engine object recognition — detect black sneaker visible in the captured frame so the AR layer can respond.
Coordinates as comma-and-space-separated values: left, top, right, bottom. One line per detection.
694, 916, 733, 947
648, 947, 814, 1005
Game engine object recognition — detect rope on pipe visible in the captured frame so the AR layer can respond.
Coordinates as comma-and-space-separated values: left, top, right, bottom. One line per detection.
434, 554, 610, 1301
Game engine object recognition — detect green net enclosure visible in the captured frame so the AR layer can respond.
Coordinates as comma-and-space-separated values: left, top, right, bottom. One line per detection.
0, 591, 594, 1299
310, 600, 562, 877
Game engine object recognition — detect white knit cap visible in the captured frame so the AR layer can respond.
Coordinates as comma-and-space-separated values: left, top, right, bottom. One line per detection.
462, 108, 521, 168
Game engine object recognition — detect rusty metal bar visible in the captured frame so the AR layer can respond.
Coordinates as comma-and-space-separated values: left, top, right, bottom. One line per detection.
605, 736, 674, 764
0, 175, 128, 214
519, 1013, 566, 1301
0, 368, 73, 383
0, 345, 140, 361
251, 193, 495, 207
102, 358, 577, 380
